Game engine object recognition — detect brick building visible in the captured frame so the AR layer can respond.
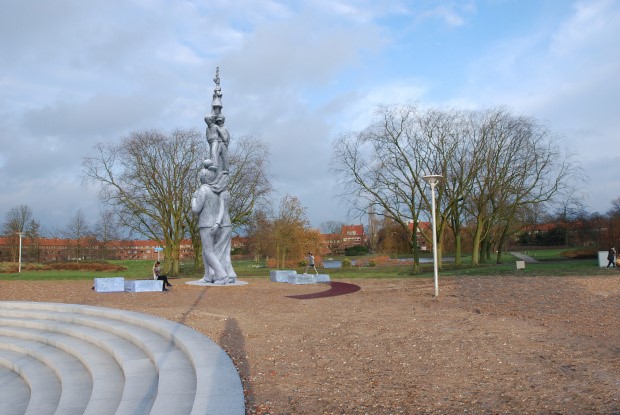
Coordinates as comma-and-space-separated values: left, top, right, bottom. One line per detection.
0, 237, 195, 262
1, 226, 369, 262
321, 224, 368, 254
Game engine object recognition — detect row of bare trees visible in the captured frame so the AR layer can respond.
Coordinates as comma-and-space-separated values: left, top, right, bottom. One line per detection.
1, 103, 595, 272
0, 205, 124, 262
333, 104, 582, 268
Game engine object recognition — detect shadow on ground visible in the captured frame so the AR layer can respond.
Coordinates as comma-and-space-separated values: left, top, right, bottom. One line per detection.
220, 317, 254, 410
285, 282, 361, 300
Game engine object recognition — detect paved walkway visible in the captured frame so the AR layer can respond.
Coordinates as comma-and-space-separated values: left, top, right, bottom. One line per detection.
0, 301, 245, 415
510, 251, 540, 263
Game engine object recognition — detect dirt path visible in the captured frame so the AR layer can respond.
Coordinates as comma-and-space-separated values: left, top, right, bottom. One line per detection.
2, 275, 620, 414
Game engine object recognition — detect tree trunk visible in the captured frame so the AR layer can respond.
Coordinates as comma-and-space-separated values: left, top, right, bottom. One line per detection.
484, 240, 492, 262
495, 226, 509, 264
191, 236, 203, 273
410, 224, 420, 273
471, 223, 483, 266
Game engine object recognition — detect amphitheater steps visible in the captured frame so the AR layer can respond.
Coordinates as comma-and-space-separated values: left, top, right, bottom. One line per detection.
0, 301, 244, 415
0, 363, 31, 415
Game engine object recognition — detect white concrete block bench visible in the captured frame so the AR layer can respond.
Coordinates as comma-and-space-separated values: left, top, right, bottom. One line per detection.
93, 277, 125, 292
93, 277, 164, 292
124, 279, 163, 292
269, 270, 330, 284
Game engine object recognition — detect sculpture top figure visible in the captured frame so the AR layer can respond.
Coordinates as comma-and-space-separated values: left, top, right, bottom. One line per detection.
205, 67, 229, 172
204, 114, 229, 173
211, 66, 222, 115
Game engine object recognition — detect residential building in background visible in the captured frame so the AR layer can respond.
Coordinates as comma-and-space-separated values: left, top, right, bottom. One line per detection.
321, 224, 368, 255
0, 225, 370, 262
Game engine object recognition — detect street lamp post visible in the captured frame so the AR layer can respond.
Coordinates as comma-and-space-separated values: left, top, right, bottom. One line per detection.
423, 174, 442, 297
17, 232, 24, 273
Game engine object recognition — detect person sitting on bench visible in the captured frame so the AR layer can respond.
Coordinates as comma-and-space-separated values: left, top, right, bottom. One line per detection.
153, 261, 172, 291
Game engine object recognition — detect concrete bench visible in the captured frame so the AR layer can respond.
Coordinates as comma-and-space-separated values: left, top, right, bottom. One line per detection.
93, 277, 125, 293
269, 270, 296, 282
124, 279, 163, 292
269, 270, 330, 284
94, 277, 164, 292
288, 273, 330, 284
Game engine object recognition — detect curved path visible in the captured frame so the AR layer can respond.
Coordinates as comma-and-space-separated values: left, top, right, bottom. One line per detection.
0, 301, 244, 415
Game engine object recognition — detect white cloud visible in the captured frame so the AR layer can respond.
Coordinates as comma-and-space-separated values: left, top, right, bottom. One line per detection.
551, 0, 619, 55
331, 80, 429, 132
414, 1, 476, 27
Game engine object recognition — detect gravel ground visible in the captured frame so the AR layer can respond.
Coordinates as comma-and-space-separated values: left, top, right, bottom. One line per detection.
2, 274, 620, 414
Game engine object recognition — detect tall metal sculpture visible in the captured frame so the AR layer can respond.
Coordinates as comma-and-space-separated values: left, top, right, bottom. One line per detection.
191, 67, 237, 284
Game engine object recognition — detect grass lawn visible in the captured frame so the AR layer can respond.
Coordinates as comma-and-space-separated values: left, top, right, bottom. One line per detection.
0, 248, 611, 281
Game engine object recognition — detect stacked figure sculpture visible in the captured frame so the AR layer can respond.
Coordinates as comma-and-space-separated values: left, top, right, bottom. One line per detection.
191, 67, 237, 284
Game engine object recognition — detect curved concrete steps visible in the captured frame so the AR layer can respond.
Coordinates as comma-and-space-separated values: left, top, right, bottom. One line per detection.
0, 301, 244, 415
0, 362, 31, 415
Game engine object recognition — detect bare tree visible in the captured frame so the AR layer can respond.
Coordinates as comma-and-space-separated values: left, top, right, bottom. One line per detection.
64, 209, 91, 239
64, 209, 92, 260
333, 104, 426, 269
227, 136, 273, 228
464, 109, 580, 264
83, 129, 203, 275
25, 219, 42, 262
413, 107, 465, 266
2, 205, 39, 262
333, 104, 462, 270
94, 209, 122, 259
610, 197, 620, 217
2, 204, 35, 236
550, 193, 589, 247
333, 104, 581, 268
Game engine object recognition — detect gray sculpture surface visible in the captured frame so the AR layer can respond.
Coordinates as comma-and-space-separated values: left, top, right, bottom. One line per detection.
191, 67, 237, 284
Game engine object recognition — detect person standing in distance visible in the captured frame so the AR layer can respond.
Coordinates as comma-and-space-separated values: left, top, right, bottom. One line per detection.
304, 252, 318, 274
607, 247, 616, 268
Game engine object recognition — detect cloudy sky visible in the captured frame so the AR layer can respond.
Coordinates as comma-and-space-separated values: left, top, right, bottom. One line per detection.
1, 0, 619, 234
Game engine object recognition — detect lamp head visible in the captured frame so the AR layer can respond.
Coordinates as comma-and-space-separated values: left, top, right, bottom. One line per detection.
422, 174, 443, 186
